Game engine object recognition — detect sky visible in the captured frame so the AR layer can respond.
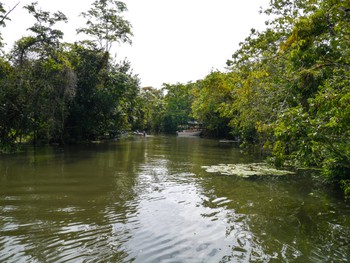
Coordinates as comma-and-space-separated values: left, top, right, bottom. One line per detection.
1, 0, 270, 88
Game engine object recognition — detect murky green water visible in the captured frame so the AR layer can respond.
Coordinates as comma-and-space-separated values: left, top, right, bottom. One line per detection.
1, 136, 349, 262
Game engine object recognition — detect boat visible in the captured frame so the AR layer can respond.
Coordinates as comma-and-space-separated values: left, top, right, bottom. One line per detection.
219, 137, 241, 143
177, 121, 203, 136
132, 130, 147, 136
219, 139, 238, 143
176, 129, 202, 136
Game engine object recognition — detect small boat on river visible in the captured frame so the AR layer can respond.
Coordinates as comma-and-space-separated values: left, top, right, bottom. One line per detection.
132, 130, 147, 136
177, 120, 203, 136
219, 139, 239, 143
176, 130, 202, 136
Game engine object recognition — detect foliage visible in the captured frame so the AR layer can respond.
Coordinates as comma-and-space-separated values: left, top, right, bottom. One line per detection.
0, 2, 6, 27
224, 0, 350, 194
77, 0, 133, 52
0, 1, 139, 149
65, 45, 139, 141
0, 2, 20, 48
191, 71, 233, 137
0, 57, 19, 151
270, 0, 350, 192
161, 0, 349, 194
132, 87, 165, 133
162, 83, 193, 133
0, 0, 349, 196
202, 163, 295, 178
2, 2, 76, 146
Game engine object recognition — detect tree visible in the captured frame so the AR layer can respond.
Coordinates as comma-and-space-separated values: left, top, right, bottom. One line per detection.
0, 57, 19, 151
69, 0, 137, 140
0, 1, 139, 148
191, 71, 233, 138
162, 83, 193, 133
65, 44, 139, 141
0, 1, 20, 48
77, 0, 132, 52
9, 2, 76, 145
133, 87, 165, 133
222, 0, 350, 193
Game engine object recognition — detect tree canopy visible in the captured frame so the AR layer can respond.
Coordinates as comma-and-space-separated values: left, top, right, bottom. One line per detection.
0, 0, 138, 148
77, 0, 133, 52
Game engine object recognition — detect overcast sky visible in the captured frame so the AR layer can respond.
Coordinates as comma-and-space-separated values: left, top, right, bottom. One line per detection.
1, 0, 269, 88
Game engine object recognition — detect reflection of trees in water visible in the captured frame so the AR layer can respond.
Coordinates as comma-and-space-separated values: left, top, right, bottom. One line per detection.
1, 137, 350, 262
0, 139, 149, 262
196, 168, 350, 262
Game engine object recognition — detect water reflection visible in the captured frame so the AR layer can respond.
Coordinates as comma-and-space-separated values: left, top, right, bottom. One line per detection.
0, 141, 144, 262
197, 171, 350, 262
0, 136, 350, 262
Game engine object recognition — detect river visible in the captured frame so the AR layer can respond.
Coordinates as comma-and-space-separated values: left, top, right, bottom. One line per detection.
1, 136, 349, 262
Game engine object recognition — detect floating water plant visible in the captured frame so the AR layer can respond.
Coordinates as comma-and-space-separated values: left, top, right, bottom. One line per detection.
201, 163, 295, 178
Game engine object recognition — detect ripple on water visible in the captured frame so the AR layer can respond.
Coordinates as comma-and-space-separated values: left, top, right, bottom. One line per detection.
1, 139, 350, 262
119, 185, 246, 262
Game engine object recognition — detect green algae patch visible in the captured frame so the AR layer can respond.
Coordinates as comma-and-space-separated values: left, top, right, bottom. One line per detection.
201, 163, 295, 178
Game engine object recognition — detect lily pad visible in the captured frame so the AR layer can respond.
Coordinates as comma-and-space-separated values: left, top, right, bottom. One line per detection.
201, 163, 295, 178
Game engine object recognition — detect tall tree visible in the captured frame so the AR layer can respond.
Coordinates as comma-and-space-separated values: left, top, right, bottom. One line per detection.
224, 0, 350, 193
271, 0, 350, 191
9, 2, 76, 145
65, 44, 139, 141
77, 0, 132, 52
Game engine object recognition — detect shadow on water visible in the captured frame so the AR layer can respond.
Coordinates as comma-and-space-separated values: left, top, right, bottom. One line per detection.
0, 135, 349, 262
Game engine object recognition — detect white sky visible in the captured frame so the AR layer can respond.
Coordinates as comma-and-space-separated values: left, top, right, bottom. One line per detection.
1, 0, 269, 88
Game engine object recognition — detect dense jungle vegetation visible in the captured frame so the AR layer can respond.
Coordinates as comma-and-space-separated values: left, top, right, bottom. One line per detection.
0, 0, 349, 195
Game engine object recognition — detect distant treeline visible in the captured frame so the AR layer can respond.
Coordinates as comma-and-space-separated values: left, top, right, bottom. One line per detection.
139, 0, 350, 195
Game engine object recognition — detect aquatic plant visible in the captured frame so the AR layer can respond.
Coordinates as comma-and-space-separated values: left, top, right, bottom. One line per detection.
201, 163, 295, 178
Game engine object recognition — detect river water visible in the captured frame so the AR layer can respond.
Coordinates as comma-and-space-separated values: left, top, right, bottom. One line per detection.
0, 136, 349, 262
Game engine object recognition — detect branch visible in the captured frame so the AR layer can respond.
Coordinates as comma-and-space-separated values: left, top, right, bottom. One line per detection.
0, 1, 20, 25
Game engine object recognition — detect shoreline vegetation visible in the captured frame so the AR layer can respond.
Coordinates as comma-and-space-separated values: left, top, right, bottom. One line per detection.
0, 0, 349, 195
